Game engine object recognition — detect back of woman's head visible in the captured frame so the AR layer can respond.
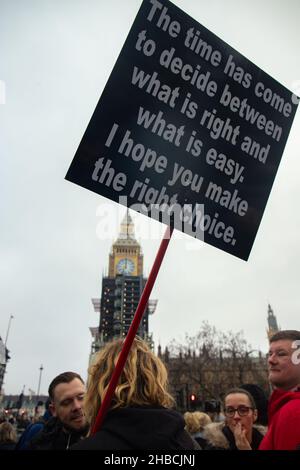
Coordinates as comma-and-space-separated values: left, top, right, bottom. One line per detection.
0, 422, 17, 443
184, 411, 211, 434
194, 411, 212, 429
84, 337, 174, 426
240, 383, 268, 426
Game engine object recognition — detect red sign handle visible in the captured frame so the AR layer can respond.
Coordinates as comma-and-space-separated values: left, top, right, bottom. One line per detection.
90, 224, 174, 435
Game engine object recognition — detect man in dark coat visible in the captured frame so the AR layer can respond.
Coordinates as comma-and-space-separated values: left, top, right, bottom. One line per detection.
29, 371, 88, 450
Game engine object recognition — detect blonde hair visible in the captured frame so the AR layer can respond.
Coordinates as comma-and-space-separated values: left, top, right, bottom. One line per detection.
84, 337, 174, 427
0, 422, 17, 443
184, 411, 211, 434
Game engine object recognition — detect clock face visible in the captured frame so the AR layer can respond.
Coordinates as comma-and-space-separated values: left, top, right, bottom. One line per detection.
116, 258, 135, 275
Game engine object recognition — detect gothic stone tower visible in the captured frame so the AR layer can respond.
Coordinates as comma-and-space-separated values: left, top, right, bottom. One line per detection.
267, 304, 280, 340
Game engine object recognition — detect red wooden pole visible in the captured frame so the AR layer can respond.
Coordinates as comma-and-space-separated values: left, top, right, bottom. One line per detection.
91, 224, 174, 435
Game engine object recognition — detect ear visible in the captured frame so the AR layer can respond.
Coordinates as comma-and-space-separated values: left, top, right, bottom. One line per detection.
49, 402, 57, 417
253, 409, 258, 423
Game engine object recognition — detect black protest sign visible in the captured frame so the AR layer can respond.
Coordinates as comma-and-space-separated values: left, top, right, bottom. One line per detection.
65, 0, 298, 261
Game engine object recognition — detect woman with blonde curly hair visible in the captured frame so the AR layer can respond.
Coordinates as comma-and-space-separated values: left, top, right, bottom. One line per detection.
72, 337, 199, 450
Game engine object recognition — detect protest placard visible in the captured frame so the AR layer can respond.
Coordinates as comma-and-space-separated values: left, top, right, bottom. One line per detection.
66, 0, 298, 260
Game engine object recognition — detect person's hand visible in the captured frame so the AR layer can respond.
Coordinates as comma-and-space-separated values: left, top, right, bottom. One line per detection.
233, 422, 252, 450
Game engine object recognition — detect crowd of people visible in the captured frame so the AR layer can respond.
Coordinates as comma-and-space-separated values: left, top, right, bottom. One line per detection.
0, 329, 299, 451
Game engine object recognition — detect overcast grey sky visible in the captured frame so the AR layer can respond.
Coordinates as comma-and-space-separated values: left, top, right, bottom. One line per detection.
1, 0, 299, 395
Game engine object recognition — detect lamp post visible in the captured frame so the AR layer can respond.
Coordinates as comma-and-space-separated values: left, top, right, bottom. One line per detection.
0, 315, 14, 395
37, 365, 43, 402
4, 314, 14, 347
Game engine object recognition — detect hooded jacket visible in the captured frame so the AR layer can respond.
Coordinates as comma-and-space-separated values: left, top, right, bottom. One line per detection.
28, 417, 87, 450
259, 388, 300, 450
203, 421, 266, 450
71, 406, 200, 450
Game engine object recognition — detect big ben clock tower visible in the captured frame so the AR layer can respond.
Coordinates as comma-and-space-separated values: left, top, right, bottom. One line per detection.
90, 210, 156, 356
108, 211, 143, 277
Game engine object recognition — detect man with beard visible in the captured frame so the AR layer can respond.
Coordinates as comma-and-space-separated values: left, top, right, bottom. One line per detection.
29, 372, 88, 450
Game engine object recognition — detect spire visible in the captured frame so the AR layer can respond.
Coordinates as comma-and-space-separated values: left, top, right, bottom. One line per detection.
113, 210, 140, 247
119, 209, 135, 240
267, 303, 279, 339
268, 304, 273, 317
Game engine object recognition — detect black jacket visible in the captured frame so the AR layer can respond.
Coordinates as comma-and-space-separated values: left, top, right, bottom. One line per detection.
0, 441, 16, 450
29, 417, 87, 450
71, 406, 200, 450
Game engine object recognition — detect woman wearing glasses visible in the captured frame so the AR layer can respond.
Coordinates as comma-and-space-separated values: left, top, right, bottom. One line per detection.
203, 388, 266, 450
